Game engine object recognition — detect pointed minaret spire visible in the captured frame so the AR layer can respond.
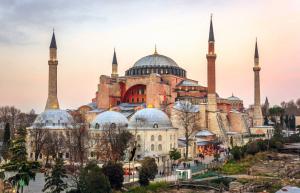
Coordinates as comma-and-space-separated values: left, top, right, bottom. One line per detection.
154, 44, 158, 54
209, 14, 215, 42
50, 29, 57, 49
46, 30, 59, 110
111, 48, 118, 78
254, 38, 259, 59
253, 38, 263, 126
112, 48, 118, 65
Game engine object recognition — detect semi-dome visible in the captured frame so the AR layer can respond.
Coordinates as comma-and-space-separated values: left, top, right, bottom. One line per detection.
129, 108, 172, 129
91, 111, 128, 129
133, 54, 178, 68
33, 109, 74, 129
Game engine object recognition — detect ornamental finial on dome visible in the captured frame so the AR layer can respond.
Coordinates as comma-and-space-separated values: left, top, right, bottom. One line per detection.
154, 44, 158, 55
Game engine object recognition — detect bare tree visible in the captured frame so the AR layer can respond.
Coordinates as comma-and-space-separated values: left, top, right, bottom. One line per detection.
95, 123, 133, 162
29, 124, 48, 161
0, 106, 21, 135
65, 112, 91, 166
42, 131, 66, 166
174, 101, 199, 160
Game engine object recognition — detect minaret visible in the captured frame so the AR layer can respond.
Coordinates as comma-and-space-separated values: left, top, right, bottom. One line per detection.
111, 48, 118, 77
45, 30, 60, 110
206, 14, 217, 112
253, 39, 263, 126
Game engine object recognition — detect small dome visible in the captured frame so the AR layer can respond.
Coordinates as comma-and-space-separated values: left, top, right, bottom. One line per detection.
227, 94, 241, 101
195, 130, 215, 137
91, 111, 128, 129
129, 108, 172, 129
133, 54, 178, 68
33, 109, 73, 129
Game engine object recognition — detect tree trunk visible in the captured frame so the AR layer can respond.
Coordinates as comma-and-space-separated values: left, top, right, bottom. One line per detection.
185, 141, 189, 161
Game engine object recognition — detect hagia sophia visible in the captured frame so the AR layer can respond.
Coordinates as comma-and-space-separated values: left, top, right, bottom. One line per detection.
26, 16, 273, 164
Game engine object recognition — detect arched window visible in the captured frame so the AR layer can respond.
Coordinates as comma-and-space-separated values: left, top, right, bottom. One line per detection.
151, 135, 155, 141
158, 135, 162, 141
95, 123, 100, 129
151, 144, 154, 151
158, 144, 162, 151
111, 123, 116, 129
137, 135, 141, 141
153, 123, 158, 128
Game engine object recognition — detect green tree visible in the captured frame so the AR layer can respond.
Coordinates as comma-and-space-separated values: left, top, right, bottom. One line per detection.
1, 122, 11, 160
138, 157, 158, 186
43, 158, 68, 193
230, 146, 242, 161
77, 162, 111, 193
2, 127, 39, 193
102, 161, 124, 190
169, 148, 181, 161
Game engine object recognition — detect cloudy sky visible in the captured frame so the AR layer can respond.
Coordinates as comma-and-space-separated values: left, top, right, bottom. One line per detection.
0, 0, 299, 113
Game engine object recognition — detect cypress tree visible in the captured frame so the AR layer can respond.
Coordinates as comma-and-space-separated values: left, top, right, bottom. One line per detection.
2, 127, 39, 193
43, 158, 68, 193
1, 123, 11, 160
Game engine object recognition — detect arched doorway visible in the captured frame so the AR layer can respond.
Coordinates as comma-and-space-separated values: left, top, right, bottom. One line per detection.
122, 84, 146, 104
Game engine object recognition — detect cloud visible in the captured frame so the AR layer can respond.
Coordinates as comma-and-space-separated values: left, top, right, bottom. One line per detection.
0, 0, 107, 45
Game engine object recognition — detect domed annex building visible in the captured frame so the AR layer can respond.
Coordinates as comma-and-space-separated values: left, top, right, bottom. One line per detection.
88, 108, 177, 163
26, 32, 74, 161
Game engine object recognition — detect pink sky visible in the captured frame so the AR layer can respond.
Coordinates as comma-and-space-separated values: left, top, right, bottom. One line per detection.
0, 0, 299, 113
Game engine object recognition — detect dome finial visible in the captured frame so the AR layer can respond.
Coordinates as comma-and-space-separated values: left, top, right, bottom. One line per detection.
154, 44, 158, 54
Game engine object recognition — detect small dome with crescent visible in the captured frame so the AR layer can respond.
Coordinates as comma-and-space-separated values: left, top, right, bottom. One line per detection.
129, 108, 172, 129
91, 111, 128, 129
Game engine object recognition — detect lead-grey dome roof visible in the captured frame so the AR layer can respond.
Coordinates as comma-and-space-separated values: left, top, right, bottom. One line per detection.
91, 111, 128, 129
129, 108, 172, 129
33, 109, 74, 129
133, 54, 178, 68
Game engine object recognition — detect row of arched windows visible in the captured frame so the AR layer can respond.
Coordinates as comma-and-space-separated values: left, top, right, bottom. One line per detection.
125, 67, 186, 77
151, 144, 162, 151
151, 134, 162, 141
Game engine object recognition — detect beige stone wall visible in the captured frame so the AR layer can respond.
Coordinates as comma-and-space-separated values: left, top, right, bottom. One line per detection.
97, 75, 111, 109
296, 116, 300, 127
46, 61, 59, 109
228, 111, 248, 133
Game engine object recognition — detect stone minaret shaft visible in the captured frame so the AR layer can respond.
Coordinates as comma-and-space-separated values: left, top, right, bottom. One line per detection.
45, 31, 59, 110
206, 15, 217, 112
253, 39, 263, 126
111, 48, 118, 77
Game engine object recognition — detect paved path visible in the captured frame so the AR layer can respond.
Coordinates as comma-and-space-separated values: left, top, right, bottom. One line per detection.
194, 174, 279, 182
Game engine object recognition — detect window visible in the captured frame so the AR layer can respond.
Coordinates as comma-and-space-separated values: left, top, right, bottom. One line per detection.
91, 152, 94, 157
30, 153, 33, 158
170, 135, 172, 140
95, 123, 100, 129
158, 144, 162, 151
137, 135, 141, 141
142, 98, 144, 102
153, 123, 158, 128
151, 135, 154, 141
66, 152, 69, 159
137, 144, 141, 151
158, 135, 162, 141
151, 144, 154, 151
132, 98, 134, 103
137, 98, 139, 103
39, 154, 43, 159
170, 144, 172, 149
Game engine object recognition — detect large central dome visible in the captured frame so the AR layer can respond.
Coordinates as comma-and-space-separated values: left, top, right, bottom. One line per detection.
133, 53, 178, 67
125, 50, 186, 78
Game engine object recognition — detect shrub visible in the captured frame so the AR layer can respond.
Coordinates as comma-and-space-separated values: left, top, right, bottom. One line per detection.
138, 157, 158, 186
246, 141, 259, 155
102, 161, 124, 190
